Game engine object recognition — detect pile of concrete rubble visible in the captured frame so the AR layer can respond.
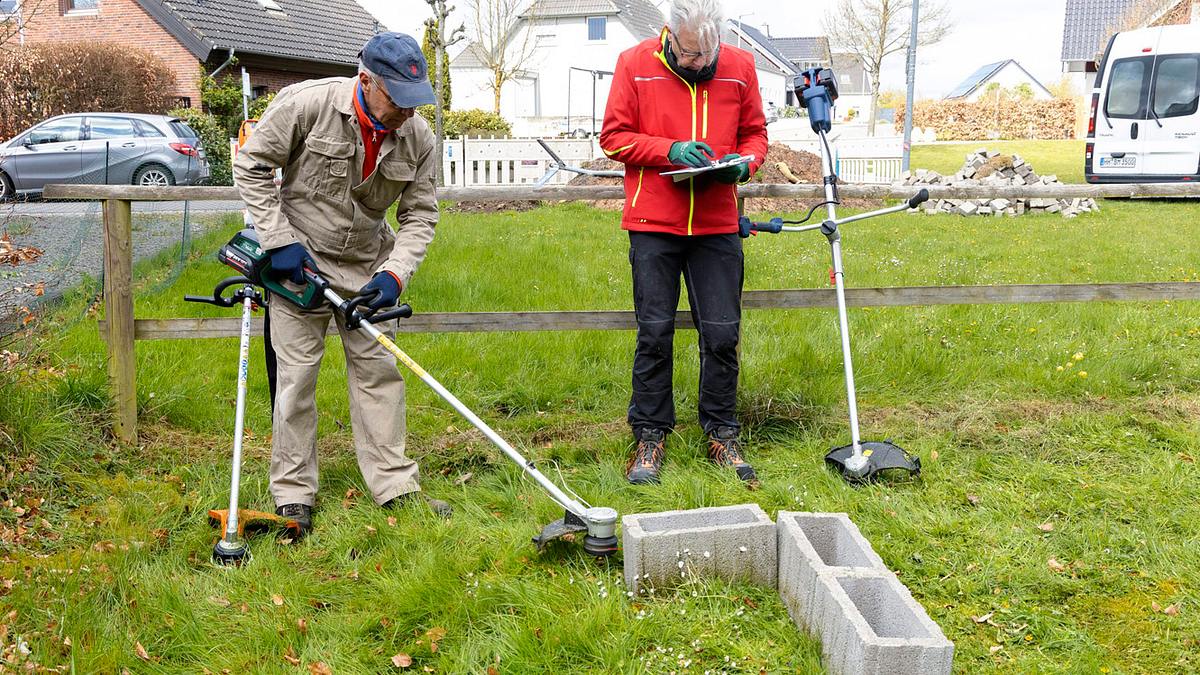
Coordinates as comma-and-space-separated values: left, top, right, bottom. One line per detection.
899, 148, 1098, 218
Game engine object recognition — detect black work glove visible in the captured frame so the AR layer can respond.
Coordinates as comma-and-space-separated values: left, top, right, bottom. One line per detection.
267, 242, 316, 285
357, 271, 401, 310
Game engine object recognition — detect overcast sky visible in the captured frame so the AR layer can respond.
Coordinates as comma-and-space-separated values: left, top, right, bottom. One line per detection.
357, 0, 1073, 99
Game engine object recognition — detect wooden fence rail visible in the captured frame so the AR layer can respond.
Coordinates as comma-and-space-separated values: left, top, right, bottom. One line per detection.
40, 182, 1200, 445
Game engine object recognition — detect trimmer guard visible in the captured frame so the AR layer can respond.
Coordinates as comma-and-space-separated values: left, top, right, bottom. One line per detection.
825, 441, 921, 483
208, 508, 302, 538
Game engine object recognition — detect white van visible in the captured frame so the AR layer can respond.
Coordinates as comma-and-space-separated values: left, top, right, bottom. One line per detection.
1087, 23, 1200, 183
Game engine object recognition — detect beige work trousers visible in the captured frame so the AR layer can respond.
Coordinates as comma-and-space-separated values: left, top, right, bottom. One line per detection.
268, 295, 420, 507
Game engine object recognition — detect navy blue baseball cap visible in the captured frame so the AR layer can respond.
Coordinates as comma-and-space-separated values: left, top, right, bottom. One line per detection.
359, 32, 437, 108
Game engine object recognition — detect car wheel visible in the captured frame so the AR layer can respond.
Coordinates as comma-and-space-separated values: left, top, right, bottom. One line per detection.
133, 163, 175, 188
0, 171, 13, 202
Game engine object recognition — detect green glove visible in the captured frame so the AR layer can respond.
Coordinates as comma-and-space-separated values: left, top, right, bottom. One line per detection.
711, 153, 750, 184
668, 141, 715, 168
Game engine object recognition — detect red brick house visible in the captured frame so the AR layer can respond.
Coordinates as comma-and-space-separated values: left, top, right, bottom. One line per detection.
4, 0, 383, 108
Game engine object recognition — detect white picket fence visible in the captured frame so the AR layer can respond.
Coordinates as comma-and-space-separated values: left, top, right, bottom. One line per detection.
442, 137, 595, 187
439, 134, 903, 187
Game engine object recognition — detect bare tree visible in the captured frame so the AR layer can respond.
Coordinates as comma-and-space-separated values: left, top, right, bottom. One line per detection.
823, 0, 952, 135
1, 0, 46, 51
424, 0, 465, 185
465, 0, 536, 114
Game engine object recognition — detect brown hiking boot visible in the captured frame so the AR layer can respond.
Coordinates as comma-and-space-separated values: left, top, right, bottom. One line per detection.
707, 426, 758, 483
626, 428, 666, 485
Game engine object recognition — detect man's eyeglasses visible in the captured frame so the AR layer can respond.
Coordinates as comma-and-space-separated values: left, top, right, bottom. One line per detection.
668, 29, 715, 60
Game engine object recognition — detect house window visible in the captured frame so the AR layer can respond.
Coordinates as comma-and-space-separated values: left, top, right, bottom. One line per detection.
175, 96, 192, 109
0, 0, 18, 16
587, 16, 606, 41
65, 0, 99, 11
252, 85, 269, 99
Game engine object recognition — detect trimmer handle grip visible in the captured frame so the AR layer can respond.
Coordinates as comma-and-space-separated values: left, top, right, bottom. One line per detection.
184, 276, 257, 308
907, 188, 930, 209
738, 216, 785, 238
366, 304, 413, 325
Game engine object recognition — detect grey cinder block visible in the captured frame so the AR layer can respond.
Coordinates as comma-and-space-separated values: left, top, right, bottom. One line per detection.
776, 512, 952, 675
622, 504, 776, 595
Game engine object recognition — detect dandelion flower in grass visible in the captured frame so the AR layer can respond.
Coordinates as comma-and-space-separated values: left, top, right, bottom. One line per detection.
1056, 366, 1064, 372
1079, 371, 1088, 378
1073, 352, 1084, 361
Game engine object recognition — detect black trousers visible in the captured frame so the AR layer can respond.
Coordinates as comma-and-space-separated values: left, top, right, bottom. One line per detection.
628, 231, 743, 435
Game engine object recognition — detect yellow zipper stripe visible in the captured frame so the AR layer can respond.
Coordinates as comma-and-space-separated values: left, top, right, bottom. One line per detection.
655, 38, 699, 236
702, 89, 709, 139
631, 167, 645, 207
603, 142, 636, 157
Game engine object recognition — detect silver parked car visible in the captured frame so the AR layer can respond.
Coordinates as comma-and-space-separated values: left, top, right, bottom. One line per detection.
0, 113, 210, 200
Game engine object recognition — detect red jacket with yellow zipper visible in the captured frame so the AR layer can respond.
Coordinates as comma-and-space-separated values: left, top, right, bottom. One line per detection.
599, 29, 768, 236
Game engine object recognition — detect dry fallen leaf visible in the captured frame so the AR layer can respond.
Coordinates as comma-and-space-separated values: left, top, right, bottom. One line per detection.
972, 612, 994, 624
487, 668, 498, 675
387, 516, 397, 528
930, 450, 939, 461
208, 596, 231, 607
297, 618, 308, 634
1047, 558, 1066, 573
454, 472, 473, 485
1164, 604, 1180, 617
365, 525, 377, 535
135, 641, 150, 661
308, 662, 332, 675
425, 627, 447, 642
283, 646, 301, 666
989, 645, 1003, 654
391, 653, 412, 668
272, 594, 285, 607
966, 494, 981, 506
1152, 601, 1163, 613
1038, 523, 1054, 532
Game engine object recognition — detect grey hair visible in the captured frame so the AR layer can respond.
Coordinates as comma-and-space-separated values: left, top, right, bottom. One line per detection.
668, 0, 724, 55
357, 60, 384, 86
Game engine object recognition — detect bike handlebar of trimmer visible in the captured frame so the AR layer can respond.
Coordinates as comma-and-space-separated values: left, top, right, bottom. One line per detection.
740, 189, 930, 236
297, 267, 413, 330
184, 275, 258, 307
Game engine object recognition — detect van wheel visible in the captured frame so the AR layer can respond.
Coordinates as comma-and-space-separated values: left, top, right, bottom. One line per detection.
0, 171, 13, 202
134, 164, 175, 188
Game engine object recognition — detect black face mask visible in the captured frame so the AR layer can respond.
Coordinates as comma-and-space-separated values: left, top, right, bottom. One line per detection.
664, 35, 718, 84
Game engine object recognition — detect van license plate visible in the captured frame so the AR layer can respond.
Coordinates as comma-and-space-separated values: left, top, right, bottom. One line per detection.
1099, 156, 1136, 168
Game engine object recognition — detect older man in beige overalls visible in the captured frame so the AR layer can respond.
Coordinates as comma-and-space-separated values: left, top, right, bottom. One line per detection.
234, 32, 448, 537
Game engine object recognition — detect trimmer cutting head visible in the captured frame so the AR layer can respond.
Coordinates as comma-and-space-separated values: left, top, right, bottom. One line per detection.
208, 509, 302, 566
825, 441, 921, 483
533, 506, 619, 557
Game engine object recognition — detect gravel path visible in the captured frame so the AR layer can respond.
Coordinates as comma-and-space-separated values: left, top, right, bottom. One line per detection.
1, 201, 240, 333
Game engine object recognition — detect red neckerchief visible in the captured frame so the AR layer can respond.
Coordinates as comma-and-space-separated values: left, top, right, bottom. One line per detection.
353, 82, 390, 180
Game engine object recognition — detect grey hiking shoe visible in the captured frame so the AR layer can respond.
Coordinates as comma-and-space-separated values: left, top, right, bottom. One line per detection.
384, 492, 452, 519
707, 426, 758, 483
626, 428, 666, 485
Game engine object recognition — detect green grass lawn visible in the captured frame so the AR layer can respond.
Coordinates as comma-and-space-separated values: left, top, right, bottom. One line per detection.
2, 178, 1199, 672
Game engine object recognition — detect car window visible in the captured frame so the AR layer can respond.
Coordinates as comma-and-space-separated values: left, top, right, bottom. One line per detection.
29, 117, 83, 144
168, 120, 198, 139
87, 117, 137, 140
1152, 54, 1200, 119
133, 119, 166, 138
1105, 56, 1152, 119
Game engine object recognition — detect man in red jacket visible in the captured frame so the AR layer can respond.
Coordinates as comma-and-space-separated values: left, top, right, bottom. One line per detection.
600, 0, 768, 486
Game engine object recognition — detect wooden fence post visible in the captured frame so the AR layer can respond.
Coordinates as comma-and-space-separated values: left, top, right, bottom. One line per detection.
103, 198, 137, 445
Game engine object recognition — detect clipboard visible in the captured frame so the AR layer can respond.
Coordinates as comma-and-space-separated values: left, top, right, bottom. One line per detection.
660, 154, 755, 182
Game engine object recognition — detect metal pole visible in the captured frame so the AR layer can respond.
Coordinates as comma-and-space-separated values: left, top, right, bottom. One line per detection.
591, 72, 597, 138
222, 292, 254, 544
902, 0, 919, 172
566, 68, 571, 135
